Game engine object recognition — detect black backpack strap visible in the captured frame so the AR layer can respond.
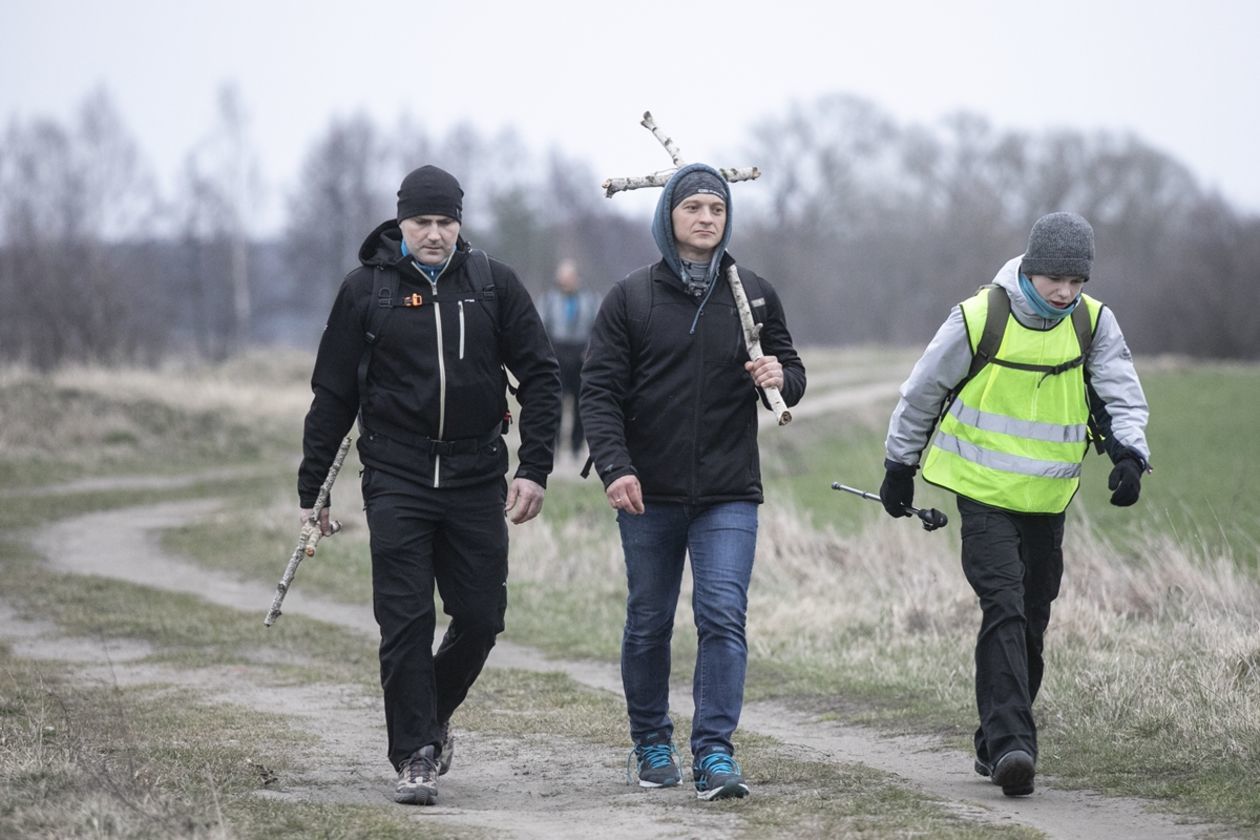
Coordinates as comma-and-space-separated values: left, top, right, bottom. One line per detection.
465, 248, 499, 334
357, 266, 398, 402
1071, 298, 1095, 359
968, 284, 1009, 382
622, 267, 655, 356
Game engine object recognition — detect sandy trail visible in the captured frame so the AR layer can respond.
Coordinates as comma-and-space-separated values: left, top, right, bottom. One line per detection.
3, 492, 1223, 839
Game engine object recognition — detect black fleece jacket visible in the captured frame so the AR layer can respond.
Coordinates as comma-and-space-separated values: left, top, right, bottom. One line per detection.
579, 255, 805, 505
298, 220, 560, 506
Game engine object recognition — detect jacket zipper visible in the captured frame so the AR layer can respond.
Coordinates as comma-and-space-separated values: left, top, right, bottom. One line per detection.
458, 300, 466, 359
415, 260, 449, 488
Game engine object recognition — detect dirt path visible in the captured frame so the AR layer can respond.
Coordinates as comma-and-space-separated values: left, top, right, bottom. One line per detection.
7, 493, 1222, 839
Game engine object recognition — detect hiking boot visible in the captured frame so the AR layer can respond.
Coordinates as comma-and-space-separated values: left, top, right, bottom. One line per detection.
627, 735, 682, 788
438, 721, 454, 776
692, 750, 750, 801
991, 749, 1035, 797
394, 746, 439, 805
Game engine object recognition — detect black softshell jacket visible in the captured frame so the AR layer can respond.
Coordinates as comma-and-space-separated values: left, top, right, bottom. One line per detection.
580, 255, 805, 505
298, 221, 560, 505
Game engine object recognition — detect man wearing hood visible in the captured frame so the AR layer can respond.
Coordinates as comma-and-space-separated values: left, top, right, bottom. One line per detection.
580, 163, 806, 800
881, 212, 1151, 797
298, 165, 561, 805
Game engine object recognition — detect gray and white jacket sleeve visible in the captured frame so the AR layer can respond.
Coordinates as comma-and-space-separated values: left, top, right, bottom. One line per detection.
883, 306, 972, 468
1086, 307, 1151, 465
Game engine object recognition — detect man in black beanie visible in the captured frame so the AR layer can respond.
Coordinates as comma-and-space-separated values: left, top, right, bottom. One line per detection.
880, 210, 1150, 797
298, 164, 561, 805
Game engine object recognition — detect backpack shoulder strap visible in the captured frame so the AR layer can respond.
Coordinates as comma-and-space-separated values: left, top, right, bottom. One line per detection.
466, 248, 500, 334
967, 283, 1009, 382
1071, 297, 1096, 357
357, 266, 398, 400
621, 266, 655, 355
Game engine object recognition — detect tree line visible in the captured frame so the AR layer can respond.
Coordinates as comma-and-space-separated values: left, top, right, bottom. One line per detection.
2, 87, 1256, 369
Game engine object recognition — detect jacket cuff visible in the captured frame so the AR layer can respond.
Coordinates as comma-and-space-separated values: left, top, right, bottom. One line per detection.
514, 468, 549, 489
599, 465, 637, 489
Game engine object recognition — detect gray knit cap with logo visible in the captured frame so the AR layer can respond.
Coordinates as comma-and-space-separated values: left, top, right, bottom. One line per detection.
1020, 211, 1094, 280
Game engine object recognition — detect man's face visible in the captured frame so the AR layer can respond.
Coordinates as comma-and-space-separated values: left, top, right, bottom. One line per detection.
1029, 274, 1086, 309
671, 193, 726, 260
400, 215, 460, 266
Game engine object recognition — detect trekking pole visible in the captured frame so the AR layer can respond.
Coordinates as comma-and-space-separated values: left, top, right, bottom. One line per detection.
830, 482, 949, 531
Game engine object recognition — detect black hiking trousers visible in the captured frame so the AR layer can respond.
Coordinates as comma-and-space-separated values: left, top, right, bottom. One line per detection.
957, 496, 1065, 768
363, 467, 509, 770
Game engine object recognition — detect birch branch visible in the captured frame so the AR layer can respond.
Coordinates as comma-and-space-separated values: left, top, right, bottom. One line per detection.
264, 435, 352, 627
727, 264, 792, 425
640, 111, 686, 166
602, 166, 761, 198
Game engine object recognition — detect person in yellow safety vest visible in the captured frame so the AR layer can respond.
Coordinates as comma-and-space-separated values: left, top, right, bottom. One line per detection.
881, 211, 1151, 798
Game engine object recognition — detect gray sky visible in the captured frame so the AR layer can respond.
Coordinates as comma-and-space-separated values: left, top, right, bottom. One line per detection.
3, 0, 1257, 233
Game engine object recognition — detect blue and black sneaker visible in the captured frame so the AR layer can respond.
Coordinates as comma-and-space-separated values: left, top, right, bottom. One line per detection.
692, 750, 750, 801
627, 734, 682, 788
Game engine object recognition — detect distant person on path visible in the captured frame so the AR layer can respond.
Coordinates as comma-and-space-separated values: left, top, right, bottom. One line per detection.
297, 165, 561, 805
537, 258, 601, 459
580, 163, 806, 800
881, 211, 1151, 796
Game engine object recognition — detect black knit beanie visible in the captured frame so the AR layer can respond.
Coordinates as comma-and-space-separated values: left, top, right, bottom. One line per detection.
1020, 211, 1094, 279
397, 165, 463, 222
670, 169, 727, 210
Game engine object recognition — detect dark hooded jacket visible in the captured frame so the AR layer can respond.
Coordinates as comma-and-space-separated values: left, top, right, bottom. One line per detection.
298, 220, 561, 505
579, 164, 806, 504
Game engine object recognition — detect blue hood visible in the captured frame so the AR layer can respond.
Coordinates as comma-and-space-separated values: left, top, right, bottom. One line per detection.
651, 162, 733, 285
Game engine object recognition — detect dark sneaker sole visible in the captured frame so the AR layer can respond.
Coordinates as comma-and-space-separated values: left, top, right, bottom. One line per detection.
696, 781, 750, 801
393, 786, 437, 805
992, 750, 1035, 797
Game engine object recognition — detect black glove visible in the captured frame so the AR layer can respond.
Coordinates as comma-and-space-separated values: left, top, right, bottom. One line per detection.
880, 460, 916, 518
1108, 456, 1143, 507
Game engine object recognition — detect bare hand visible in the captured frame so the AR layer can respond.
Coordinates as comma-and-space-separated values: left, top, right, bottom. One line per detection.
606, 475, 645, 515
505, 478, 546, 524
745, 355, 783, 390
300, 508, 333, 536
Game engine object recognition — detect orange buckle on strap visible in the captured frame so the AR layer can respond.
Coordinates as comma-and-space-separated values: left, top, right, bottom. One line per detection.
403, 292, 423, 307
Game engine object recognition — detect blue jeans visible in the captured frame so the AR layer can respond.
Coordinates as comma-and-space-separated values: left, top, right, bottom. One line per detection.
618, 501, 758, 758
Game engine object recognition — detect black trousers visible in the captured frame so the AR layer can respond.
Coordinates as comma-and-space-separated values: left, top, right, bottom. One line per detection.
554, 341, 586, 456
363, 467, 509, 769
957, 496, 1064, 766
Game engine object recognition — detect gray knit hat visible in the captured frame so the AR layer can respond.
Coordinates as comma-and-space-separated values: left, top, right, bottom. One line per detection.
1020, 212, 1094, 279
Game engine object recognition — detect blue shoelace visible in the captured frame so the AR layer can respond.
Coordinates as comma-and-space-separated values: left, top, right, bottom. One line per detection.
698, 751, 739, 777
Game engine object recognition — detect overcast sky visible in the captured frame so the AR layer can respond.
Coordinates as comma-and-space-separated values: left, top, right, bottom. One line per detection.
3, 0, 1257, 234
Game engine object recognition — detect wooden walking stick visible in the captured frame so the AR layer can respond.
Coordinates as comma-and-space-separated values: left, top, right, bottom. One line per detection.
603, 112, 791, 425
264, 435, 351, 627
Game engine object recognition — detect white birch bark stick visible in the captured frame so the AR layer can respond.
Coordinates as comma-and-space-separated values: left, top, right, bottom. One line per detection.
602, 166, 761, 198
640, 111, 686, 166
727, 264, 792, 425
264, 435, 352, 627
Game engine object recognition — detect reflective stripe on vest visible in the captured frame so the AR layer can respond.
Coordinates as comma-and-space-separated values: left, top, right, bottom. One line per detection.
921, 289, 1102, 514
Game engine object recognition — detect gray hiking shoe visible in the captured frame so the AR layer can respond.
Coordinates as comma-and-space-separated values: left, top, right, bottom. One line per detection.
438, 721, 454, 776
693, 750, 750, 801
627, 735, 682, 788
991, 749, 1035, 797
395, 745, 439, 805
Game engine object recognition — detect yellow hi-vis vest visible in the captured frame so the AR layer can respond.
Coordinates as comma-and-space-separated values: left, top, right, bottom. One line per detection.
921, 288, 1103, 514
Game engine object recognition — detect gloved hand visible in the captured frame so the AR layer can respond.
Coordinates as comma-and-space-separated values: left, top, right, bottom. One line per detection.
880, 460, 917, 518
1108, 456, 1143, 507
